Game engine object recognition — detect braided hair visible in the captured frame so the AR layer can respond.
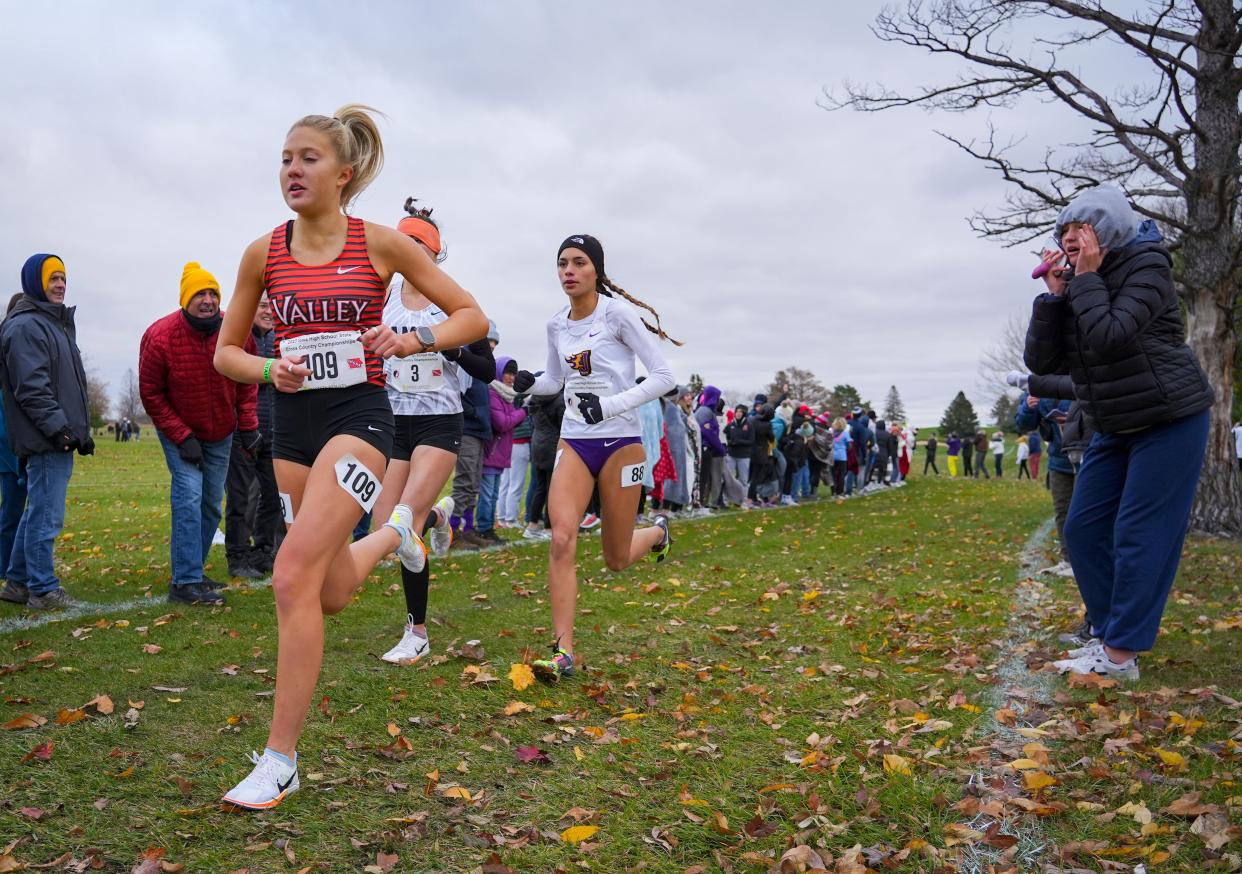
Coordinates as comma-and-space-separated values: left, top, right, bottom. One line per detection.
598, 276, 683, 347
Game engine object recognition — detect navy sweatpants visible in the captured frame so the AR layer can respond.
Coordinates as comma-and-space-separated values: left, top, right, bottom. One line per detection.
1063, 408, 1209, 652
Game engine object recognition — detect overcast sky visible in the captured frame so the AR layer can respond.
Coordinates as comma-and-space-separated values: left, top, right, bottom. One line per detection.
3, 1, 1107, 425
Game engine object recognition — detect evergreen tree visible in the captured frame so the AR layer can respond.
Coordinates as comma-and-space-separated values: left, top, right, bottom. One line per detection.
826, 384, 865, 419
939, 391, 980, 436
882, 385, 907, 424
688, 372, 704, 399
991, 393, 1020, 434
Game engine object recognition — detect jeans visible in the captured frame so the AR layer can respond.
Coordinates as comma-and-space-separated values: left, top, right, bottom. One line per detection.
795, 463, 811, 497
6, 452, 74, 595
498, 442, 530, 523
158, 430, 232, 586
1063, 409, 1208, 652
725, 456, 751, 494
1, 469, 28, 579
994, 453, 1003, 477
476, 470, 501, 534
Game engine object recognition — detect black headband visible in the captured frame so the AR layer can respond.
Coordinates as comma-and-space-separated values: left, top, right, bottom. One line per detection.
558, 234, 605, 284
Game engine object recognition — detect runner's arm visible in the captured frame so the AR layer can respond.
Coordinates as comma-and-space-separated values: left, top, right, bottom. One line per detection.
598, 306, 675, 420
455, 338, 496, 383
215, 236, 274, 385
370, 225, 488, 353
527, 320, 567, 396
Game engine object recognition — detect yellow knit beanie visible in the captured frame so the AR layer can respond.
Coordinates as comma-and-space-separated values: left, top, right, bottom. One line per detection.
179, 262, 219, 309
41, 256, 66, 292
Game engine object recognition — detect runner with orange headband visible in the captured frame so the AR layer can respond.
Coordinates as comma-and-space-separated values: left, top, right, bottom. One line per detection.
213, 107, 488, 810
514, 234, 680, 679
370, 197, 496, 664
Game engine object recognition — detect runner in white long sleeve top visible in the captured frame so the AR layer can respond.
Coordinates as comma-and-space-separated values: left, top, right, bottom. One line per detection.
513, 234, 680, 679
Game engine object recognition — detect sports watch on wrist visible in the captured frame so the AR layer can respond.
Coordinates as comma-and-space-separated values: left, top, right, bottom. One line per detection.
415, 325, 436, 352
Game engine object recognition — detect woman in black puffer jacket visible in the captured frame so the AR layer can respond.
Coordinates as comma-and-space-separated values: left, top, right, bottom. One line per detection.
1024, 185, 1212, 683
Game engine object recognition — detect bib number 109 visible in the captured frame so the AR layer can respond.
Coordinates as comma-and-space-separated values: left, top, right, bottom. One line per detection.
306, 351, 339, 382
334, 453, 382, 512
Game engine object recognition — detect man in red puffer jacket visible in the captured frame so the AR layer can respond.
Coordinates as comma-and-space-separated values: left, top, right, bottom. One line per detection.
140, 262, 258, 607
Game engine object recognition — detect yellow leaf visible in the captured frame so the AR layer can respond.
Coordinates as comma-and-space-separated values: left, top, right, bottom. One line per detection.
1009, 758, 1042, 770
619, 712, 646, 721
802, 590, 821, 602
883, 753, 912, 775
387, 723, 401, 737
1155, 748, 1187, 770
508, 663, 535, 692
503, 701, 535, 716
573, 746, 585, 761
1116, 800, 1152, 825
560, 824, 599, 845
440, 786, 473, 801
1024, 771, 1057, 790
960, 703, 982, 713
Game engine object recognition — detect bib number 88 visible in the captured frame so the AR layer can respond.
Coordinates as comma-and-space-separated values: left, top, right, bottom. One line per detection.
621, 461, 645, 488
307, 351, 339, 382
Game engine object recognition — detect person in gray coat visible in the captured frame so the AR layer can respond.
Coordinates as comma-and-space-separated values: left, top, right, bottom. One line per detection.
660, 386, 693, 511
0, 254, 93, 611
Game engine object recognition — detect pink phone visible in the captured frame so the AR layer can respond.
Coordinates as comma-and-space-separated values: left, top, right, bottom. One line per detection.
1032, 260, 1054, 280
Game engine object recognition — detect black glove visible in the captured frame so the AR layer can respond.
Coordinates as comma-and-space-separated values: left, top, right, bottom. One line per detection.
54, 428, 79, 453
513, 393, 528, 410
440, 346, 461, 362
513, 369, 536, 393
240, 430, 262, 457
78, 435, 96, 456
178, 436, 204, 468
575, 392, 604, 425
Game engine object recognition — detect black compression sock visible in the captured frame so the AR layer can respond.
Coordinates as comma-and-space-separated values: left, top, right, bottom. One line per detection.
401, 561, 430, 626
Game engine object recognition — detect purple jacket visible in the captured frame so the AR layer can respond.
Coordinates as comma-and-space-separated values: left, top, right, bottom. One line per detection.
483, 356, 527, 470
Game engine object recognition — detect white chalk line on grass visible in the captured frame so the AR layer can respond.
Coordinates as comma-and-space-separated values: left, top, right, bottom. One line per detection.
957, 516, 1059, 874
0, 484, 900, 636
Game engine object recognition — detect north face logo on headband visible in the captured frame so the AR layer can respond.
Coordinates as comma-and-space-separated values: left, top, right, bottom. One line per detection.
569, 237, 585, 245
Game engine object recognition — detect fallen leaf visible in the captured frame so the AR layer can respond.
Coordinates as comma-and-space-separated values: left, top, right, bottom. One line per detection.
560, 824, 599, 845
21, 740, 54, 763
84, 694, 115, 715
882, 753, 912, 775
502, 700, 534, 716
374, 851, 398, 873
514, 745, 551, 765
2, 713, 47, 730
778, 845, 825, 872
508, 663, 535, 692
56, 708, 86, 726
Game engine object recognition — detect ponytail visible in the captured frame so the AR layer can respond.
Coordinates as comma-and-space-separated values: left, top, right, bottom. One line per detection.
599, 276, 683, 346
289, 103, 385, 210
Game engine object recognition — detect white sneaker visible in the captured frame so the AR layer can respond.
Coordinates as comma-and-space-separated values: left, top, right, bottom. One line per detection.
1040, 560, 1072, 576
1054, 563, 1076, 578
523, 526, 551, 541
429, 496, 454, 558
1065, 639, 1103, 658
1053, 650, 1139, 682
222, 750, 299, 810
384, 504, 427, 573
381, 625, 431, 664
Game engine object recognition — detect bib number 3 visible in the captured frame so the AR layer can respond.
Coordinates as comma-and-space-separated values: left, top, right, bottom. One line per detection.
335, 453, 382, 513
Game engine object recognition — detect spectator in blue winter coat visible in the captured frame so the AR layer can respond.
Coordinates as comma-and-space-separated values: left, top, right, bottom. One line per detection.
1017, 391, 1074, 575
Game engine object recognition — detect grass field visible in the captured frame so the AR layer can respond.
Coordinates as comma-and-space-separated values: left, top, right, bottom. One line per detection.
1, 438, 1238, 872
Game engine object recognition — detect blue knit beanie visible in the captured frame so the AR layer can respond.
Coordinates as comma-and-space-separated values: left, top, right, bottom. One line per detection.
20, 253, 63, 302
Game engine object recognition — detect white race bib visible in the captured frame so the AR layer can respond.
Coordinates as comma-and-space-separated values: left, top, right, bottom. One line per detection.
386, 352, 445, 394
334, 453, 382, 512
564, 375, 613, 424
280, 331, 367, 390
620, 461, 645, 488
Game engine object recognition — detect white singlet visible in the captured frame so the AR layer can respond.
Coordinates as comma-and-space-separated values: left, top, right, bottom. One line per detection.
382, 291, 463, 416
528, 294, 676, 440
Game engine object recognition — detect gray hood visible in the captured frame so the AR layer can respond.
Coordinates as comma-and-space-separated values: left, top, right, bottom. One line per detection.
1054, 185, 1140, 251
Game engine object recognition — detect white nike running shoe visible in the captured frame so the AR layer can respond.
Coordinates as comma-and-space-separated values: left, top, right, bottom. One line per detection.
222, 750, 299, 810
1053, 650, 1139, 682
429, 496, 454, 558
384, 504, 427, 573
381, 624, 431, 664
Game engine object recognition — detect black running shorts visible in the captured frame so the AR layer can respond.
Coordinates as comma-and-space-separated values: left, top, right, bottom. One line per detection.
391, 413, 464, 461
272, 383, 394, 466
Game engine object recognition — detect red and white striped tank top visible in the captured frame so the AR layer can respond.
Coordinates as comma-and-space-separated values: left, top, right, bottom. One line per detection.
263, 216, 387, 388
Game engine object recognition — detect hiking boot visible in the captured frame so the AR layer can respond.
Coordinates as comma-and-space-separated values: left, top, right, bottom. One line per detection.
0, 581, 29, 605
27, 587, 79, 611
168, 582, 226, 606
222, 750, 299, 810
452, 530, 483, 550
476, 529, 501, 545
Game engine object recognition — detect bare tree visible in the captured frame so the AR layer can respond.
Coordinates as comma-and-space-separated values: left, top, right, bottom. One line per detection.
828, 0, 1242, 535
976, 314, 1030, 403
117, 368, 143, 423
766, 366, 832, 408
82, 356, 110, 428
